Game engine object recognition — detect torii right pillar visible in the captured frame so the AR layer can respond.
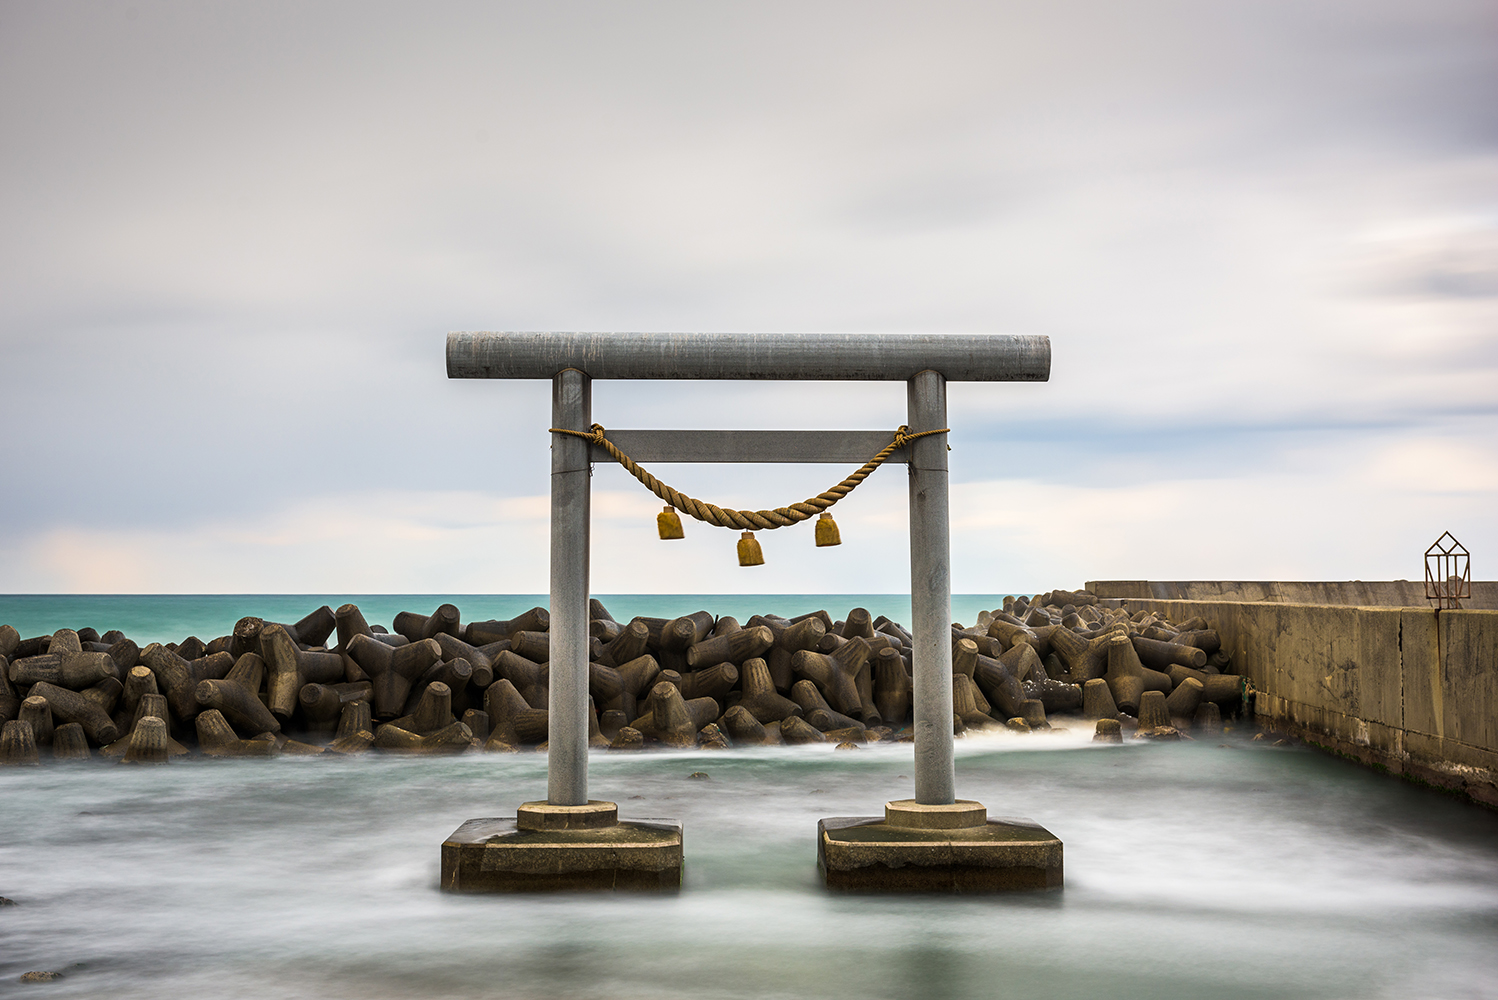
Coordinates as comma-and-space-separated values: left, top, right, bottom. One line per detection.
817, 369, 1064, 892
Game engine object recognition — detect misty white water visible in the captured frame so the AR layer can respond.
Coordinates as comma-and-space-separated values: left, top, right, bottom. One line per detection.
4, 730, 1497, 999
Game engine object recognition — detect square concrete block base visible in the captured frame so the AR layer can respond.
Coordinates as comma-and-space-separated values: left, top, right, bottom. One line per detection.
818, 800, 1063, 892
441, 802, 682, 892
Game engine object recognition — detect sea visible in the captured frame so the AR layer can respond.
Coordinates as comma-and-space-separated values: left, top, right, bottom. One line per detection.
3, 595, 1498, 999
0, 594, 1009, 646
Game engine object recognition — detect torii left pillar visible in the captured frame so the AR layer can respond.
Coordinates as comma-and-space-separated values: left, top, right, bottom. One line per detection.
440, 368, 684, 892
547, 368, 591, 806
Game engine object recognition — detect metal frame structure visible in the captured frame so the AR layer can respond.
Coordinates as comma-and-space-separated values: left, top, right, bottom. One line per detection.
1425, 531, 1471, 610
447, 331, 1052, 808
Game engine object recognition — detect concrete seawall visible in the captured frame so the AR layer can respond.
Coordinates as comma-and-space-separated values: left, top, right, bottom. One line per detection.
1087, 579, 1498, 609
1096, 594, 1498, 808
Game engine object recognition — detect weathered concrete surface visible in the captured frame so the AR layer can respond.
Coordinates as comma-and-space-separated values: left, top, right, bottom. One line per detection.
1088, 580, 1498, 609
1112, 597, 1498, 809
818, 814, 1062, 892
516, 800, 618, 831
441, 816, 682, 892
884, 799, 987, 830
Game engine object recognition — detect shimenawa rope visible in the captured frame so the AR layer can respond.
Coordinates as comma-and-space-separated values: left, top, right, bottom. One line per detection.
548, 423, 948, 532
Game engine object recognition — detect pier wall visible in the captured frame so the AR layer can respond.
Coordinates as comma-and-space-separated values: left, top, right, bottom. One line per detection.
1086, 579, 1498, 609
1102, 594, 1498, 808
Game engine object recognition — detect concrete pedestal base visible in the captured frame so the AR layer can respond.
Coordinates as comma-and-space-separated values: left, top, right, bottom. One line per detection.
441, 801, 682, 892
818, 800, 1062, 892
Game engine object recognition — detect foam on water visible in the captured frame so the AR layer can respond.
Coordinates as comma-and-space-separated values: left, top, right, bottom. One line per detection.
4, 734, 1497, 1000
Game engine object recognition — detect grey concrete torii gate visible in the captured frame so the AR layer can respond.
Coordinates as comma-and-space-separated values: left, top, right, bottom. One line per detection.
442, 332, 1059, 893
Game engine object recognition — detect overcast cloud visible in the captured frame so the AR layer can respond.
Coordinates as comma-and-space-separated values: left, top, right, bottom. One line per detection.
1, 0, 1494, 594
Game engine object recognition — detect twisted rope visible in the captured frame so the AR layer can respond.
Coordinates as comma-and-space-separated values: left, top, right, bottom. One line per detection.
549, 424, 948, 531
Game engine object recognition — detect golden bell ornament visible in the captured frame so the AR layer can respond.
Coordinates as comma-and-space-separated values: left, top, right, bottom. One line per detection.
657, 505, 685, 540
737, 531, 765, 567
815, 512, 841, 547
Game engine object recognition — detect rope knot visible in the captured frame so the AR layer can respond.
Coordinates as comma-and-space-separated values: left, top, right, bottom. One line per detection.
548, 423, 608, 445
891, 424, 947, 449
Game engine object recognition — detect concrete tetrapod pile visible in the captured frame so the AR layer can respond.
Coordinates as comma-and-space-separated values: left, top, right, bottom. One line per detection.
0, 590, 1247, 764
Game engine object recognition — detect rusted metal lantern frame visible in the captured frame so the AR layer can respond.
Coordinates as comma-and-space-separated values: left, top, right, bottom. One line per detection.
1425, 531, 1471, 610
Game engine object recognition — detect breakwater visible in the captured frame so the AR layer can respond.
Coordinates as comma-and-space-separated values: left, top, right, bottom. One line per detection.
1102, 594, 1498, 809
1089, 579, 1498, 609
0, 591, 1248, 763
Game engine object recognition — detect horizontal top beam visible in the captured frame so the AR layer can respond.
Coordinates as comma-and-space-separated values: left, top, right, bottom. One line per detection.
591, 430, 909, 464
447, 332, 1050, 382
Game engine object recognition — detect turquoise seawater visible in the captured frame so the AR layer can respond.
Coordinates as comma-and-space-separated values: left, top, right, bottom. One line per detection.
0, 594, 1016, 644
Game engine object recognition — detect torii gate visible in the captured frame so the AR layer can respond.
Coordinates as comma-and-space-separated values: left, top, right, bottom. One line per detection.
439, 333, 1060, 892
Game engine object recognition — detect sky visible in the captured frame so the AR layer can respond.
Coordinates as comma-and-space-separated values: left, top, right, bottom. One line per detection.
1, 0, 1494, 596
